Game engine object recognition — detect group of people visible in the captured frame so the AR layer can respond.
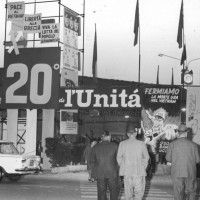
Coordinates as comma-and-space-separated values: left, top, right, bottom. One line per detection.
83, 123, 200, 200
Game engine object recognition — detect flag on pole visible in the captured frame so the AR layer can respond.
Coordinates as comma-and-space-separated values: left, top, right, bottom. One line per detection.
180, 44, 186, 65
156, 65, 159, 84
171, 67, 174, 85
92, 24, 97, 78
177, 0, 183, 48
134, 0, 139, 46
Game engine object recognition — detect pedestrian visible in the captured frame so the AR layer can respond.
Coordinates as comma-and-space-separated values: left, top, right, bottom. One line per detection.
83, 139, 97, 182
117, 128, 149, 200
166, 123, 200, 200
90, 131, 119, 200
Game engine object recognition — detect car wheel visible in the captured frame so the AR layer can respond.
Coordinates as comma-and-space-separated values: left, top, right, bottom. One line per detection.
0, 168, 5, 181
7, 175, 22, 182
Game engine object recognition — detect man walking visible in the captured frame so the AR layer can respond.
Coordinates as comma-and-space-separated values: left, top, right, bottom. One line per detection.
90, 131, 119, 200
117, 128, 149, 200
166, 123, 200, 200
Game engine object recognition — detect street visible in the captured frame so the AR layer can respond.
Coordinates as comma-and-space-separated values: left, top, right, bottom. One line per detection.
1, 171, 200, 200
0, 172, 81, 200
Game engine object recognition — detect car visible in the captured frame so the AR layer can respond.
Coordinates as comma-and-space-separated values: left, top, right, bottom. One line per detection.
0, 140, 42, 181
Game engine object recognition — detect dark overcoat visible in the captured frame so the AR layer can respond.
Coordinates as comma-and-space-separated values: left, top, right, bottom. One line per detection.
90, 141, 119, 178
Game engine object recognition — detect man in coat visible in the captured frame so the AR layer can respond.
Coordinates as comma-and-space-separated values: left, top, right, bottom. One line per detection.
166, 123, 200, 200
117, 128, 149, 200
90, 131, 119, 200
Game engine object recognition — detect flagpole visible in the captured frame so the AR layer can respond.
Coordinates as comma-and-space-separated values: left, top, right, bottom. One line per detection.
182, 0, 185, 88
81, 0, 86, 85
138, 0, 141, 83
181, 0, 185, 123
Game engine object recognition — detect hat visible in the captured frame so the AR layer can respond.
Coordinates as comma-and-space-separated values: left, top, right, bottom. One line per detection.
102, 130, 109, 136
154, 108, 166, 120
178, 124, 187, 132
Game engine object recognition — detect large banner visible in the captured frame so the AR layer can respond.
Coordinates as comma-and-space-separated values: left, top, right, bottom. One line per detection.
1, 47, 60, 109
141, 85, 181, 153
58, 87, 142, 110
186, 87, 200, 145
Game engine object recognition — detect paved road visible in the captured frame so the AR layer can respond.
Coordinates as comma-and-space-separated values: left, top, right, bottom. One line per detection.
0, 171, 200, 200
80, 175, 174, 200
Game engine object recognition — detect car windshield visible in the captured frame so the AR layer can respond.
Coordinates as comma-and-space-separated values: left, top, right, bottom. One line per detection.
0, 143, 19, 154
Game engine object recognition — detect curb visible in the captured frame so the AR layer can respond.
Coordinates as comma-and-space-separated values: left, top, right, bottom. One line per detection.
48, 165, 87, 174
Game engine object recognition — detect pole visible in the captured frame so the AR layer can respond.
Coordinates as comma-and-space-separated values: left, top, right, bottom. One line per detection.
181, 0, 185, 123
138, 0, 141, 83
81, 0, 85, 85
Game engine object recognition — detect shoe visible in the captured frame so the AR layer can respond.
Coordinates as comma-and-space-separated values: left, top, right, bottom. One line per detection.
88, 178, 92, 182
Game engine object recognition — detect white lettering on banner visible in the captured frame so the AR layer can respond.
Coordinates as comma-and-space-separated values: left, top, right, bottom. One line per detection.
6, 63, 53, 104
63, 89, 141, 108
144, 88, 180, 95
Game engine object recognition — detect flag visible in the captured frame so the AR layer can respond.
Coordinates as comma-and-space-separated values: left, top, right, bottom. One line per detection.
156, 65, 159, 84
92, 24, 97, 77
180, 45, 186, 65
134, 0, 139, 46
177, 0, 183, 48
171, 67, 174, 85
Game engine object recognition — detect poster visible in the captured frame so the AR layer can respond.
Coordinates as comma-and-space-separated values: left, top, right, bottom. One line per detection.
60, 68, 78, 87
7, 1, 25, 21
60, 110, 78, 134
40, 23, 60, 43
141, 85, 181, 153
23, 13, 41, 33
186, 87, 200, 145
63, 8, 80, 71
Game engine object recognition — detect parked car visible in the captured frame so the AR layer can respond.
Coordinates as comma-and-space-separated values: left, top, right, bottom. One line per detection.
0, 140, 42, 181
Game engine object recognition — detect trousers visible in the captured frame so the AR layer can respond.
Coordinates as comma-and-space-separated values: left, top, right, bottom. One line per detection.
124, 175, 145, 200
97, 177, 119, 200
173, 177, 197, 200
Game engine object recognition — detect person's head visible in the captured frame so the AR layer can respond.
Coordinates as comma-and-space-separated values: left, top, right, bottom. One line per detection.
177, 123, 187, 138
101, 130, 111, 142
127, 128, 137, 138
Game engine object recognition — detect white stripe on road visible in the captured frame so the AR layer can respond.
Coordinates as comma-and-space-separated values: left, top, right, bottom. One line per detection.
80, 182, 174, 200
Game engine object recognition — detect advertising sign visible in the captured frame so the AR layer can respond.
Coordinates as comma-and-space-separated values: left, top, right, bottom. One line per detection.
1, 47, 60, 109
58, 87, 142, 110
141, 85, 181, 153
60, 110, 78, 134
23, 13, 42, 33
7, 1, 25, 21
186, 87, 200, 145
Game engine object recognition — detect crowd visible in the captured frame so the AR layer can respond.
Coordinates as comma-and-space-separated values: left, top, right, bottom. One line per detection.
83, 124, 200, 200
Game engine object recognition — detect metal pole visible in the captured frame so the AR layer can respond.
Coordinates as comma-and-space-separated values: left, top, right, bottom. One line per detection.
81, 0, 85, 85
33, 0, 37, 48
138, 0, 141, 83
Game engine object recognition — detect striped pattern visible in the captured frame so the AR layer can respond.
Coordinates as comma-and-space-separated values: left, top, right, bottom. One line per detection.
80, 180, 174, 200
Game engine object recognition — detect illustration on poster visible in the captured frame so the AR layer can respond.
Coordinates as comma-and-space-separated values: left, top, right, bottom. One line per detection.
142, 108, 178, 153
